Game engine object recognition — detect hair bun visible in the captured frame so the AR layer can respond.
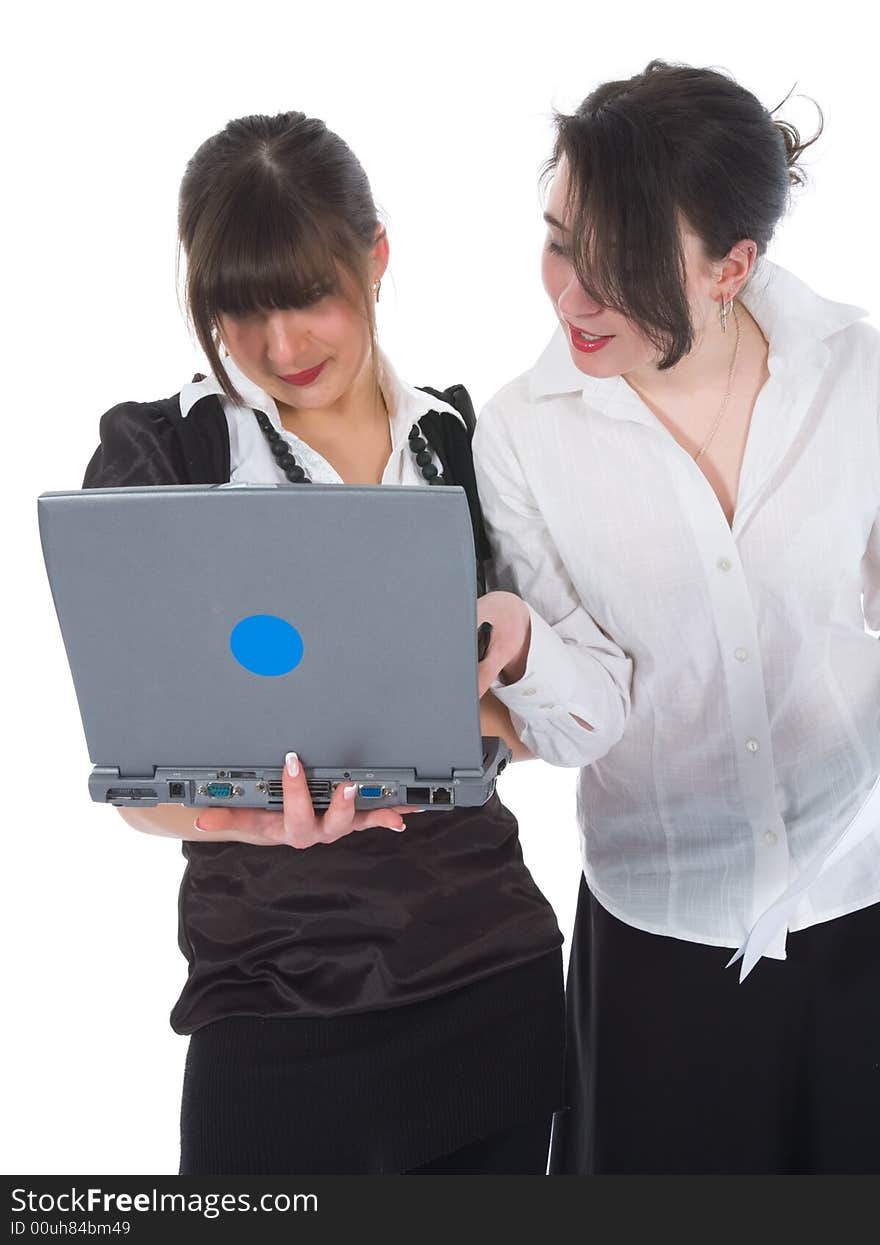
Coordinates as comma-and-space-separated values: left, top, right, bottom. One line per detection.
772, 96, 824, 187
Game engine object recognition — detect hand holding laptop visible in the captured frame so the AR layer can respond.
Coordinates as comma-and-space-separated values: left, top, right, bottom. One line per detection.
193, 748, 419, 846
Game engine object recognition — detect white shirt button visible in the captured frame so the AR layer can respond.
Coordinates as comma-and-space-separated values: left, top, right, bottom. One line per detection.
717, 557, 733, 572
521, 687, 536, 696
540, 703, 555, 710
764, 830, 778, 847
734, 647, 749, 662
746, 738, 760, 753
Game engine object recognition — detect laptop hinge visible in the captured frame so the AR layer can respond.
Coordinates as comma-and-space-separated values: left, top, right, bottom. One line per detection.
103, 765, 157, 780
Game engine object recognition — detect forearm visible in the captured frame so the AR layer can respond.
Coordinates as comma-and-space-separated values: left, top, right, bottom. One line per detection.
115, 803, 216, 841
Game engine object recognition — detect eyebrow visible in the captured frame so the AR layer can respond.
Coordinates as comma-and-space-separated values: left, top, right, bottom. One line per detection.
543, 212, 569, 233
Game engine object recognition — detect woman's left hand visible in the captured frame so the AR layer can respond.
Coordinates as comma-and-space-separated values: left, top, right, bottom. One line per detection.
193, 754, 420, 848
476, 591, 532, 697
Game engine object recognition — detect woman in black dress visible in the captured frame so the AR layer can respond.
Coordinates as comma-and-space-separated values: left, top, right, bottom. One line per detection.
83, 111, 564, 1176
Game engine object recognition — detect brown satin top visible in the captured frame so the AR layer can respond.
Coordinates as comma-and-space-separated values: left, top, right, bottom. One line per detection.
171, 793, 562, 1032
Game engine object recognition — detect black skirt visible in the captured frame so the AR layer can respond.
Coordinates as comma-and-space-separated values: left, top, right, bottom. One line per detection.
180, 949, 565, 1175
550, 877, 880, 1174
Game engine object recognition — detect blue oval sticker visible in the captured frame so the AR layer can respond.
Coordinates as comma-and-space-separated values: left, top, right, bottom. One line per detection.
230, 614, 304, 677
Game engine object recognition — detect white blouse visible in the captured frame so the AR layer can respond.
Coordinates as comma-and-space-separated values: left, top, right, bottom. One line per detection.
474, 261, 880, 967
179, 354, 458, 486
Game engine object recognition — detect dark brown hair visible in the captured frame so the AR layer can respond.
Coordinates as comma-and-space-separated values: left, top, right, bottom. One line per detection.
178, 112, 382, 402
543, 61, 823, 368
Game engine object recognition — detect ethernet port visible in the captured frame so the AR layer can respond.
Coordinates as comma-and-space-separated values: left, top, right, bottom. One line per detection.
432, 787, 452, 805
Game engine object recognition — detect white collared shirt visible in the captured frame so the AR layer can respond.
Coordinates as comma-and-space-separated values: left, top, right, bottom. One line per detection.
474, 261, 880, 958
179, 354, 460, 485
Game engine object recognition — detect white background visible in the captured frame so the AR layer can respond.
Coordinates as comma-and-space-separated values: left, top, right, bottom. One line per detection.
3, 0, 876, 1175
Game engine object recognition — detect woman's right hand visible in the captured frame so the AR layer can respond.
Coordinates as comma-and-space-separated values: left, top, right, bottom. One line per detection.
190, 752, 413, 848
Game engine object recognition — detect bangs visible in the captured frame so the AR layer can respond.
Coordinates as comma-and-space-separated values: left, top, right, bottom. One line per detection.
547, 102, 693, 368
187, 179, 352, 323
177, 111, 381, 405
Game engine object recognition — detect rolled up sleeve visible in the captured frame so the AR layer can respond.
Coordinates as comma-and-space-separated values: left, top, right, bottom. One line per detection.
473, 400, 632, 768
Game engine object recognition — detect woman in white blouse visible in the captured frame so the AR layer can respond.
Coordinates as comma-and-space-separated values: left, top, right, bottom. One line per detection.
473, 61, 880, 1174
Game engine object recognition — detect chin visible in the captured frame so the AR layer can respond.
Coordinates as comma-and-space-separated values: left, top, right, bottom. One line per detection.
567, 346, 625, 380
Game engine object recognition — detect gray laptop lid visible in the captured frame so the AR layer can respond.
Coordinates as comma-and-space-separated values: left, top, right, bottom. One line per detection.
38, 484, 483, 777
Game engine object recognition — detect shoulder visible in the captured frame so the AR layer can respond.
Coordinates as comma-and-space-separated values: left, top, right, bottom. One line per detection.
415, 385, 476, 454
480, 368, 535, 421
827, 318, 880, 375
412, 384, 474, 436
84, 389, 228, 488
473, 368, 536, 459
96, 393, 182, 437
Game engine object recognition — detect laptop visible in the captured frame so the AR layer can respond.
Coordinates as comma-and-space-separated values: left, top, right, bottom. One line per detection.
38, 483, 510, 812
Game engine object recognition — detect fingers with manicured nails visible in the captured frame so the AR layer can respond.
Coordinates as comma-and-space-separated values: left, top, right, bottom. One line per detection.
281, 751, 321, 845
190, 760, 415, 848
318, 780, 361, 841
320, 782, 410, 840
278, 753, 412, 845
350, 807, 407, 834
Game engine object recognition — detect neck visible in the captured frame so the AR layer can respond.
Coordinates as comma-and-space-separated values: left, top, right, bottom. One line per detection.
276, 354, 387, 442
625, 301, 749, 402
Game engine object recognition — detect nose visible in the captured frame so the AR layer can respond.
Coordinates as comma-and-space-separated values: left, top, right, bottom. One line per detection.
263, 310, 309, 366
557, 271, 604, 322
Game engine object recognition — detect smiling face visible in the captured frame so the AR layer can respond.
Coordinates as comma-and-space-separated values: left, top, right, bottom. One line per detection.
541, 159, 725, 380
218, 275, 372, 411
216, 233, 389, 412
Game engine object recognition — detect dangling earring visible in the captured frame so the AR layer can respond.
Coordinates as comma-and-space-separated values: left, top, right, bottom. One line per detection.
372, 279, 381, 304
719, 294, 729, 334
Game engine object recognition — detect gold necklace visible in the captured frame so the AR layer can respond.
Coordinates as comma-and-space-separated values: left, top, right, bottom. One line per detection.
693, 302, 741, 463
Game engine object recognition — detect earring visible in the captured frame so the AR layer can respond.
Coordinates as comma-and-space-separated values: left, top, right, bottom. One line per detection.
720, 295, 728, 334
372, 279, 381, 304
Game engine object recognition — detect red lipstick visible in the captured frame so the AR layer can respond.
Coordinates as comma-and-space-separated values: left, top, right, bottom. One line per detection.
567, 322, 614, 354
279, 360, 328, 386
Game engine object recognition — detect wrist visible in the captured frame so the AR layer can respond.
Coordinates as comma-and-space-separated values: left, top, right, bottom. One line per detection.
499, 605, 531, 685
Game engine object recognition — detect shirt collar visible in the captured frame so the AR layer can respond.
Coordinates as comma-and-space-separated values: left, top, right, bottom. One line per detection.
527, 259, 868, 405
179, 352, 466, 449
